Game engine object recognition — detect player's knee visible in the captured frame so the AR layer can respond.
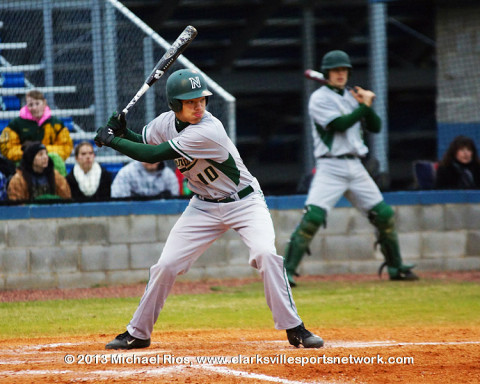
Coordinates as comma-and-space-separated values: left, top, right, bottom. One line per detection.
249, 249, 282, 271
153, 257, 184, 278
368, 201, 395, 231
295, 205, 326, 238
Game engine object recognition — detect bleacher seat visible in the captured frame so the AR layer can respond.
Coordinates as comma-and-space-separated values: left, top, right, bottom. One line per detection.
0, 119, 9, 132
413, 160, 437, 189
0, 95, 21, 110
0, 72, 25, 88
61, 117, 74, 132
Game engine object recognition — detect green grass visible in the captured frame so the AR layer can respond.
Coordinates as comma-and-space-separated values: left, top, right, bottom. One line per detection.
1, 278, 479, 339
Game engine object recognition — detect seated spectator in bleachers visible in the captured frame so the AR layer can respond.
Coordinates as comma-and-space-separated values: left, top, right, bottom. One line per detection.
0, 154, 16, 201
435, 135, 480, 189
0, 90, 73, 167
0, 171, 8, 201
111, 160, 179, 199
66, 141, 112, 201
7, 142, 71, 201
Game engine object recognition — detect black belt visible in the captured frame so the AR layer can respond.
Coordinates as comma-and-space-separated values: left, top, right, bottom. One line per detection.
320, 154, 358, 159
196, 185, 254, 203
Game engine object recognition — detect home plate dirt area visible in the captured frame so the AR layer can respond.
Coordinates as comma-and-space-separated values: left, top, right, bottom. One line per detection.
0, 272, 479, 383
1, 327, 479, 383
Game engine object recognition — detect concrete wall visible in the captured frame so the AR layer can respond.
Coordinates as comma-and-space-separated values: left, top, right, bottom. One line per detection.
1, 193, 480, 290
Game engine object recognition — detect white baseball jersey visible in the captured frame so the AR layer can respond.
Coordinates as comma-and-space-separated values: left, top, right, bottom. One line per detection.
143, 110, 254, 200
305, 86, 383, 213
309, 86, 369, 158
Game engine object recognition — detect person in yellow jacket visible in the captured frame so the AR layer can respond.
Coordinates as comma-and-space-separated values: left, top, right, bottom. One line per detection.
0, 90, 73, 163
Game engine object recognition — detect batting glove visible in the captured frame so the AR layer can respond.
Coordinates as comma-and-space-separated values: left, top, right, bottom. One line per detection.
106, 111, 127, 137
94, 126, 115, 147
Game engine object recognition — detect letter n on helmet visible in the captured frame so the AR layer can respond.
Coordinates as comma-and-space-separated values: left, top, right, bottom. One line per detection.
166, 69, 213, 112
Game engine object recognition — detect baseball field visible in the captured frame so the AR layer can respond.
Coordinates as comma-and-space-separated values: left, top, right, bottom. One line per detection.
0, 271, 479, 383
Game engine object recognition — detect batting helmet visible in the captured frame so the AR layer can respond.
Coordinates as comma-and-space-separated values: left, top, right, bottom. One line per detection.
321, 50, 352, 78
166, 69, 212, 112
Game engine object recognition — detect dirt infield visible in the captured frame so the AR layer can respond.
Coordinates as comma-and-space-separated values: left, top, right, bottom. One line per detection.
1, 327, 479, 383
1, 271, 479, 383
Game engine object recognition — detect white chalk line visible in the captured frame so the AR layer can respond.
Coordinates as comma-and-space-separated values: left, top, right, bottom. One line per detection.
326, 340, 480, 348
196, 365, 339, 384
261, 340, 480, 349
0, 367, 180, 378
0, 366, 332, 384
1, 340, 479, 383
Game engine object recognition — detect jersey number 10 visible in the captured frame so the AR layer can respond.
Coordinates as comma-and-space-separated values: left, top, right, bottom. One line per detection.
197, 166, 219, 185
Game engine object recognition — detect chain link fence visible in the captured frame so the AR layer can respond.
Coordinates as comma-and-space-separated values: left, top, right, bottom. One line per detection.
1, 0, 480, 200
0, 0, 235, 171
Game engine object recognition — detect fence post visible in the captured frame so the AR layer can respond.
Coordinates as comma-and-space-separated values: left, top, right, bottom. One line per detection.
143, 37, 155, 124
369, 0, 389, 185
302, 5, 315, 175
42, 0, 55, 107
104, 1, 118, 118
92, 0, 105, 129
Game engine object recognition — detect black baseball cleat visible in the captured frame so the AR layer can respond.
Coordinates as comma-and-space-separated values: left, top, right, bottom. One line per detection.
378, 262, 420, 281
389, 270, 419, 281
286, 271, 297, 288
286, 323, 324, 348
105, 331, 151, 350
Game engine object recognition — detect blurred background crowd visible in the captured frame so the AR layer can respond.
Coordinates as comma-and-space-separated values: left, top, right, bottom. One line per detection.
0, 0, 479, 204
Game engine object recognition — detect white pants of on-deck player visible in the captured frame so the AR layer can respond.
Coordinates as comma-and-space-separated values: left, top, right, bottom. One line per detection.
127, 189, 302, 340
306, 158, 383, 214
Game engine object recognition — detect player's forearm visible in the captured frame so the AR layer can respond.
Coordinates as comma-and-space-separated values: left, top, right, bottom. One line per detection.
328, 104, 370, 132
363, 108, 381, 133
124, 129, 144, 143
110, 137, 178, 162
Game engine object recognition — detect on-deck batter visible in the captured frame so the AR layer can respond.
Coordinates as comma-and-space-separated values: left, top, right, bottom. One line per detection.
95, 68, 323, 350
284, 50, 419, 287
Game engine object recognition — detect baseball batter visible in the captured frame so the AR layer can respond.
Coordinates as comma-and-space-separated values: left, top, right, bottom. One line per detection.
95, 69, 323, 350
284, 50, 419, 287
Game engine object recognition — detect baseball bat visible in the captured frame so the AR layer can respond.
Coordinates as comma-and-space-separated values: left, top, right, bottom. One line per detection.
122, 25, 198, 115
304, 69, 328, 85
304, 69, 353, 91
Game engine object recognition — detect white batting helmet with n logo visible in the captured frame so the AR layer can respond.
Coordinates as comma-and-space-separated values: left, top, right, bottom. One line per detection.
166, 69, 212, 112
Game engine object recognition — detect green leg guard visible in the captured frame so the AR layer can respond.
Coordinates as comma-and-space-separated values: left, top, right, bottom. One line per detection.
284, 205, 326, 287
368, 202, 419, 281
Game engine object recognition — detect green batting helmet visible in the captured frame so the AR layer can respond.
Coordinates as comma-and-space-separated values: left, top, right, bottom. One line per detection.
166, 69, 212, 112
321, 50, 352, 78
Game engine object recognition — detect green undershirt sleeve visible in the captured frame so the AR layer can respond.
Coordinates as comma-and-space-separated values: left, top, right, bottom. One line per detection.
124, 129, 144, 143
363, 107, 382, 133
327, 104, 381, 133
109, 137, 179, 162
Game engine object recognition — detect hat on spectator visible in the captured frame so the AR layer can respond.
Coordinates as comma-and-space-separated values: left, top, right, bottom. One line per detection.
21, 142, 47, 169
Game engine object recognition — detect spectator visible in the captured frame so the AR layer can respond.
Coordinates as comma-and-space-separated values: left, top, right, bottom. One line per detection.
111, 160, 179, 199
174, 167, 192, 197
0, 172, 7, 201
435, 135, 480, 189
7, 142, 71, 201
66, 141, 112, 201
0, 155, 16, 201
0, 90, 73, 165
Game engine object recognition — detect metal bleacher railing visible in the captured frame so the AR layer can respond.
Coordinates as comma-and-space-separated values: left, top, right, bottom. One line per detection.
0, 0, 235, 177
